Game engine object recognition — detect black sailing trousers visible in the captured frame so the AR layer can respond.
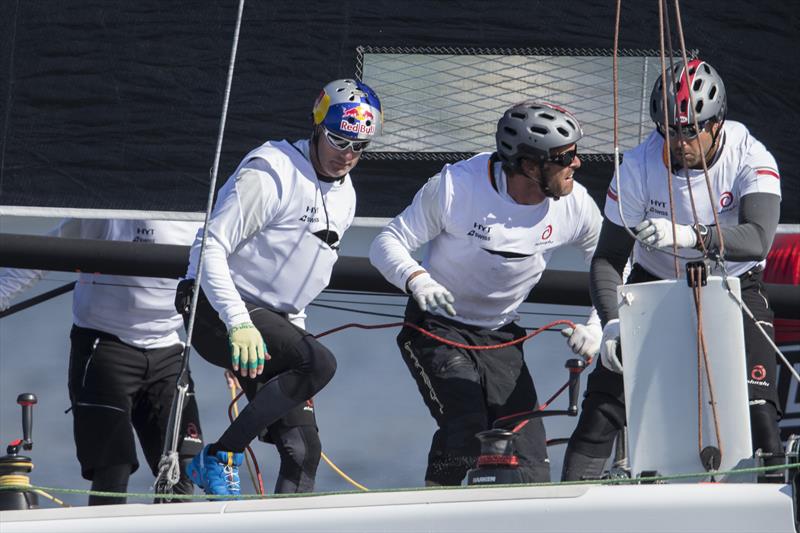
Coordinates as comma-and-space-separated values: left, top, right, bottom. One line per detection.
397, 300, 550, 486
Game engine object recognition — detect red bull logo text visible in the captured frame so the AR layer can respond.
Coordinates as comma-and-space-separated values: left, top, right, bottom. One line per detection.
340, 106, 376, 135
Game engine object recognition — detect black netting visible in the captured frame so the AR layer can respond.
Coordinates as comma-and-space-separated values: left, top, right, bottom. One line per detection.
0, 1, 796, 221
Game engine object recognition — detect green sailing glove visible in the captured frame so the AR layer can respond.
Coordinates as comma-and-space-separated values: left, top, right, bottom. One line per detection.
228, 322, 268, 378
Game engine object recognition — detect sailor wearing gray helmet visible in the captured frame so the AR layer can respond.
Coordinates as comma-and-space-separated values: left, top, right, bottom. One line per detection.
370, 101, 603, 486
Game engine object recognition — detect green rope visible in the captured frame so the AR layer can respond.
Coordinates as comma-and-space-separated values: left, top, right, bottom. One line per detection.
0, 463, 797, 502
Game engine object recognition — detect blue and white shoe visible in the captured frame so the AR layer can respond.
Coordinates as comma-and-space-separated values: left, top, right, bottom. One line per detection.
186, 444, 244, 497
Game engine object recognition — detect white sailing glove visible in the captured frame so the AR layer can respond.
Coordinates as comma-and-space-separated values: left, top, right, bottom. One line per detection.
634, 218, 696, 249
564, 323, 602, 361
407, 272, 456, 316
599, 319, 624, 374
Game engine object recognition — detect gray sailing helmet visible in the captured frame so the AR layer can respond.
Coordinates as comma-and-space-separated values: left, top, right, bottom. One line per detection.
496, 101, 583, 167
649, 59, 727, 127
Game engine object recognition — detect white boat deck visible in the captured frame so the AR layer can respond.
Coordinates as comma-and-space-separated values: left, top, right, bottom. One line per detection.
1, 482, 795, 532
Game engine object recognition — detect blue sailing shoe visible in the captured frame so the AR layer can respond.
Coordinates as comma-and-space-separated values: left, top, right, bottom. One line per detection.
186, 444, 244, 497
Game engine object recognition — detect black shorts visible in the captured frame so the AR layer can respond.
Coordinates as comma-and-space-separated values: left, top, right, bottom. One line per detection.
184, 283, 319, 431
68, 326, 203, 480
585, 264, 779, 410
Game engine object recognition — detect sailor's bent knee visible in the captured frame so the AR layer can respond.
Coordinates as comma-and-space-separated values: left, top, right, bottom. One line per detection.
297, 336, 337, 396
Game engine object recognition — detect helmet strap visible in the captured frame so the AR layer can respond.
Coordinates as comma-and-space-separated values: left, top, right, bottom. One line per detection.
519, 159, 559, 200
310, 127, 346, 183
704, 119, 724, 161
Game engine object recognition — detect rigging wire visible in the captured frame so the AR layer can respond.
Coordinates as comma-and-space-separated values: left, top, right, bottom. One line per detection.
311, 301, 573, 331
719, 265, 800, 384
672, 0, 726, 258
689, 264, 723, 462
610, 0, 700, 265
658, 0, 682, 277
315, 296, 593, 319
0, 281, 75, 319
154, 0, 248, 496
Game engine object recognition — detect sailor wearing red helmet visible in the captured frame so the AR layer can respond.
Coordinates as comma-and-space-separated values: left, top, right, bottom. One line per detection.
562, 59, 784, 482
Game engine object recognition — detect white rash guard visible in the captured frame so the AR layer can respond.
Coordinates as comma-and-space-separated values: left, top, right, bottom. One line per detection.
186, 139, 355, 329
370, 153, 602, 330
0, 219, 201, 349
606, 120, 781, 278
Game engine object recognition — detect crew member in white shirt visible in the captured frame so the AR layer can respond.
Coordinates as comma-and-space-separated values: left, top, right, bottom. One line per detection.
179, 79, 382, 496
370, 102, 603, 485
562, 59, 785, 482
0, 219, 204, 504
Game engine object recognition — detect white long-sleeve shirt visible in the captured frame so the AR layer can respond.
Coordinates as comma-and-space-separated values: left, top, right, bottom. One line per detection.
0, 219, 201, 348
186, 139, 355, 329
606, 121, 781, 278
370, 153, 602, 330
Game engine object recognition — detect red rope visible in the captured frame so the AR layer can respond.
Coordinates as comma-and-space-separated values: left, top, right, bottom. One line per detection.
226, 317, 581, 489
500, 379, 573, 434
314, 319, 577, 350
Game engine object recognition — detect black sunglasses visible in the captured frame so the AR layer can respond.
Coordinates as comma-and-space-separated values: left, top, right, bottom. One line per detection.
546, 148, 578, 167
658, 121, 708, 141
323, 130, 370, 152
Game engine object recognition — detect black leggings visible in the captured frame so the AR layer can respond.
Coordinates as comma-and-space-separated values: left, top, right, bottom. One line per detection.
183, 284, 336, 455
272, 424, 322, 493
241, 378, 322, 494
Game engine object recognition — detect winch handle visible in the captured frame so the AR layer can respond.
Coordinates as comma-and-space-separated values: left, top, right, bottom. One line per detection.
17, 393, 37, 451
565, 358, 586, 416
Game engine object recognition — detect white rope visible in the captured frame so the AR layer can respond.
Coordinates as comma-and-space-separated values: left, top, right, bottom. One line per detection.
155, 0, 248, 494
719, 270, 800, 385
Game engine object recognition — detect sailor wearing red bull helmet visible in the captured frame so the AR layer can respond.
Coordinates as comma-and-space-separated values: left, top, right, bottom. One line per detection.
562, 59, 785, 482
180, 79, 382, 496
370, 102, 603, 485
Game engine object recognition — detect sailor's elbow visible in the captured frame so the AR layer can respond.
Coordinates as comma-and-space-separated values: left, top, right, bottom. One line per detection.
754, 225, 773, 260
368, 233, 389, 268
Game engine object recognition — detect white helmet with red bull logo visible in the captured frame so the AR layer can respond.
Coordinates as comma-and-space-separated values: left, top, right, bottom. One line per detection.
649, 59, 727, 128
312, 79, 383, 140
